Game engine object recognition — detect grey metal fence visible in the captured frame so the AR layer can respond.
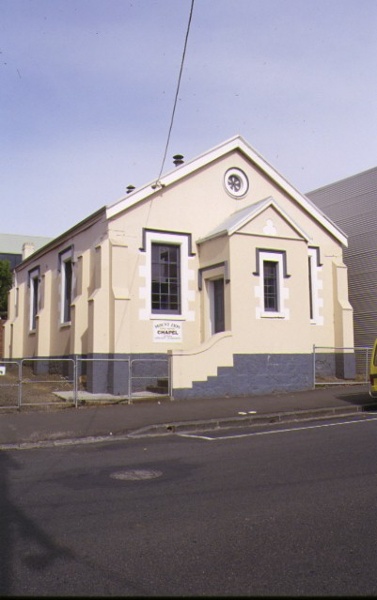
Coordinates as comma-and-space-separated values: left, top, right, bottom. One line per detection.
76, 357, 131, 400
3, 346, 370, 409
20, 358, 76, 408
130, 358, 171, 398
0, 360, 21, 409
313, 345, 372, 386
0, 356, 172, 409
75, 357, 171, 400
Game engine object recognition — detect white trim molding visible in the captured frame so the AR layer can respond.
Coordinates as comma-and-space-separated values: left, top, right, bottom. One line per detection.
308, 247, 324, 325
59, 248, 74, 325
138, 230, 195, 322
254, 250, 290, 319
28, 267, 40, 332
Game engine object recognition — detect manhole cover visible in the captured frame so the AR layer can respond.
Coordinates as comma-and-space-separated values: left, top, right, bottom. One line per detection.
110, 469, 162, 481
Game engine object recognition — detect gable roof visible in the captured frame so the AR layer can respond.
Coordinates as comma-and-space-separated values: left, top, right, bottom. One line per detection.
197, 197, 311, 244
106, 135, 347, 247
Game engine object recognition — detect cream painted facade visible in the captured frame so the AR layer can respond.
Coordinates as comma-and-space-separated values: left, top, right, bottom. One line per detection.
3, 136, 354, 397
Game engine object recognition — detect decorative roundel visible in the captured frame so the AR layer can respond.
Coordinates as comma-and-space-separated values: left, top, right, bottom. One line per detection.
224, 168, 249, 198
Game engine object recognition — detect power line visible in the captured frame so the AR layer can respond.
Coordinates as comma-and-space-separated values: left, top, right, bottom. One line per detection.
155, 0, 195, 186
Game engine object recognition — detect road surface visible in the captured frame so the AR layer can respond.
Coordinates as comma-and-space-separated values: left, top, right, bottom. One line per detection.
1, 414, 377, 596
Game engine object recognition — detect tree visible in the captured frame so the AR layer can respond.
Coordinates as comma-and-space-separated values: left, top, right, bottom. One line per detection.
0, 260, 12, 318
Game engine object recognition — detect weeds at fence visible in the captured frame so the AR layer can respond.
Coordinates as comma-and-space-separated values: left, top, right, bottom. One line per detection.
313, 345, 372, 387
0, 357, 172, 410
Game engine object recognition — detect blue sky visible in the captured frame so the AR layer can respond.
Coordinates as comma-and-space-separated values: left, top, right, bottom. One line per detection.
1, 0, 377, 238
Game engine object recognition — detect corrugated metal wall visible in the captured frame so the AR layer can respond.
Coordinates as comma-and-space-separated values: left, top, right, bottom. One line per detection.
307, 166, 377, 349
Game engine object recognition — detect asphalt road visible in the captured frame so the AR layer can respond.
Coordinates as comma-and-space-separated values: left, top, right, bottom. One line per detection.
1, 414, 377, 596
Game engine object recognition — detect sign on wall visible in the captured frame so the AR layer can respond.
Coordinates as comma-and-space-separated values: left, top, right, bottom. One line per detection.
153, 321, 182, 343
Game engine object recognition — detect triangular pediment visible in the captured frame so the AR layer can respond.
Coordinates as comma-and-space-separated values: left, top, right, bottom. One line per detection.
197, 197, 311, 244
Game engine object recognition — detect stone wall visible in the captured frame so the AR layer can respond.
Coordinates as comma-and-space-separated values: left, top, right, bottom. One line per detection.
173, 353, 314, 399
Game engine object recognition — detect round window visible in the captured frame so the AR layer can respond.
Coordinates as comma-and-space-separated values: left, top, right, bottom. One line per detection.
224, 168, 249, 198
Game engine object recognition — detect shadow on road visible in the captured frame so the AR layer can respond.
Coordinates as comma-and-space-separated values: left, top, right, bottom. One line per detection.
334, 386, 377, 411
0, 451, 73, 595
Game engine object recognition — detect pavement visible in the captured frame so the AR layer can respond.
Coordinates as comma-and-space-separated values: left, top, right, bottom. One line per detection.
0, 383, 376, 450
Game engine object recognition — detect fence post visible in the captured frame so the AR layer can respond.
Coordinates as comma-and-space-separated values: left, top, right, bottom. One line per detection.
168, 351, 173, 399
128, 358, 132, 403
74, 355, 78, 408
18, 359, 22, 409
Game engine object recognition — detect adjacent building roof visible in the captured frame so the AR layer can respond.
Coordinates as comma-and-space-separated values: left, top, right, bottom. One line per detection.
0, 233, 51, 255
12, 207, 107, 271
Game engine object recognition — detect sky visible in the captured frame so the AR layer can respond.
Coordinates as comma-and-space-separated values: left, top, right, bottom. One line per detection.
1, 0, 377, 239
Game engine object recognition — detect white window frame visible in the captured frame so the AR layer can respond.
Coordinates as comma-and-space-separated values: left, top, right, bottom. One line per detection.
263, 260, 280, 313
308, 247, 324, 325
139, 231, 194, 321
255, 251, 289, 319
28, 267, 40, 331
60, 248, 73, 324
198, 262, 228, 339
224, 167, 249, 198
151, 242, 181, 315
209, 277, 225, 335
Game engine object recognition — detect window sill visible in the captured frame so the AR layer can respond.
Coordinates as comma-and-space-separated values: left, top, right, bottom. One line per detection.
150, 314, 185, 321
260, 312, 286, 319
60, 322, 71, 329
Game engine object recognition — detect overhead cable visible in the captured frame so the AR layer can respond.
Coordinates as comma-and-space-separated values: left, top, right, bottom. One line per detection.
154, 0, 195, 187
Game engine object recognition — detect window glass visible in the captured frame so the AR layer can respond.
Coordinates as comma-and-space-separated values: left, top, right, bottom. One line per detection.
263, 260, 279, 312
63, 259, 72, 322
29, 268, 39, 330
31, 277, 38, 329
213, 278, 225, 333
308, 255, 314, 320
151, 243, 181, 314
